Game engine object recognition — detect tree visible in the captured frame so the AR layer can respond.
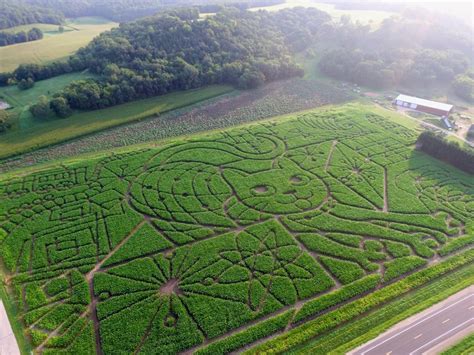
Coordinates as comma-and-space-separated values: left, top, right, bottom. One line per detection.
27, 28, 43, 41
30, 96, 52, 118
18, 78, 35, 90
50, 97, 72, 118
58, 25, 64, 33
238, 69, 266, 89
452, 73, 474, 103
0, 110, 11, 133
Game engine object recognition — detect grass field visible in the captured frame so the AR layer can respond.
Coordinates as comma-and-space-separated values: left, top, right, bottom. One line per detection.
0, 104, 472, 353
0, 17, 116, 73
442, 333, 474, 355
0, 84, 234, 159
0, 23, 73, 36
0, 71, 96, 129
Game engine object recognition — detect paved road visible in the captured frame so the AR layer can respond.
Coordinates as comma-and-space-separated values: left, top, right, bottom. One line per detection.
351, 287, 474, 355
0, 300, 20, 355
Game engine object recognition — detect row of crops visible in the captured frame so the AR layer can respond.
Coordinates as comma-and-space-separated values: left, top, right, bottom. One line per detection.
0, 105, 473, 353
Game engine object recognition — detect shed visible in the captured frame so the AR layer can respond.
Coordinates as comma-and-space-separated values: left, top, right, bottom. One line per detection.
441, 117, 453, 130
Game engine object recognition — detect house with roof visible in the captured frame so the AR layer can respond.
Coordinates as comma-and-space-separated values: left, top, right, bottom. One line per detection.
394, 94, 453, 117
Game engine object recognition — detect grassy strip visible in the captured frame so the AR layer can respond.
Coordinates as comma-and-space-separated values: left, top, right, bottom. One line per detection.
195, 310, 294, 355
0, 282, 31, 354
245, 249, 474, 354
442, 334, 474, 355
294, 275, 381, 324
0, 85, 233, 159
293, 263, 474, 354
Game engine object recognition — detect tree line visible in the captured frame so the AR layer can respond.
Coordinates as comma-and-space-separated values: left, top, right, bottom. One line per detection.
417, 131, 474, 175
452, 71, 474, 103
23, 0, 284, 22
317, 11, 471, 96
0, 27, 43, 46
0, 0, 63, 30
24, 8, 329, 118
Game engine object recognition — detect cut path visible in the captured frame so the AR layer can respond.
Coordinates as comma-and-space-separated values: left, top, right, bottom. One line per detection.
351, 286, 474, 355
0, 300, 20, 355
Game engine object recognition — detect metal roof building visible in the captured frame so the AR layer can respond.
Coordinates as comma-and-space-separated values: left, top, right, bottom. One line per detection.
394, 94, 453, 117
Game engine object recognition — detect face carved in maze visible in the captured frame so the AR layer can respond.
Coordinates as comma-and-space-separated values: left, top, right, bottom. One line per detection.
224, 158, 327, 214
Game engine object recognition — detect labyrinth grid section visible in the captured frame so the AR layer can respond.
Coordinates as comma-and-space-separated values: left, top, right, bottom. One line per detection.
0, 107, 473, 354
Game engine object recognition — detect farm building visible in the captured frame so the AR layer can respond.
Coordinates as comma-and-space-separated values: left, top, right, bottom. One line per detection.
394, 94, 453, 117
442, 117, 453, 130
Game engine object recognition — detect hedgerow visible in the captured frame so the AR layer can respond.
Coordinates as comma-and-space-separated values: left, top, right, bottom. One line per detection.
0, 106, 472, 353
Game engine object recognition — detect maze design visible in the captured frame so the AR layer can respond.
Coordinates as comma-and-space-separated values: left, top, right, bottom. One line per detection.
1, 107, 473, 354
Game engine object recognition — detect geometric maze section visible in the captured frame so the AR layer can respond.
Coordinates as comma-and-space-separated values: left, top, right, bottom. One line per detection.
0, 107, 473, 353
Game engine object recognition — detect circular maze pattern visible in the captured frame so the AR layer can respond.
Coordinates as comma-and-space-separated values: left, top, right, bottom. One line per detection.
0, 107, 473, 354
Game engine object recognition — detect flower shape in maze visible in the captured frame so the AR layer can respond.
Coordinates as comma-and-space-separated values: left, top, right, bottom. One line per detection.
94, 220, 332, 353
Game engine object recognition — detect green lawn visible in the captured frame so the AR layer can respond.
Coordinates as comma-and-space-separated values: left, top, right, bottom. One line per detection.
442, 334, 474, 355
0, 71, 94, 109
0, 17, 116, 73
0, 71, 96, 130
0, 84, 233, 159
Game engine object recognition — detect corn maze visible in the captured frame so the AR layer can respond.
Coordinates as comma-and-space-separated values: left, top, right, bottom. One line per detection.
1, 107, 473, 354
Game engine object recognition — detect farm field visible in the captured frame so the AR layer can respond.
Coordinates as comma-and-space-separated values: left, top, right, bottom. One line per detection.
0, 23, 73, 36
0, 77, 351, 173
0, 84, 233, 159
0, 17, 116, 73
0, 105, 473, 353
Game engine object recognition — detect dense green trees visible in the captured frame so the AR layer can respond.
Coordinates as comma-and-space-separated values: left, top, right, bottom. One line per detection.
23, 0, 284, 22
18, 77, 35, 90
0, 0, 63, 30
452, 72, 474, 103
29, 95, 52, 118
22, 8, 328, 116
319, 48, 469, 89
417, 131, 474, 174
0, 27, 43, 46
49, 97, 72, 118
318, 14, 470, 90
0, 110, 11, 133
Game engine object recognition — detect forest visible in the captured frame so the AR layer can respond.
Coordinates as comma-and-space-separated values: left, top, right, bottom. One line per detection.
318, 11, 472, 92
21, 8, 329, 117
0, 27, 43, 46
417, 131, 474, 174
23, 0, 284, 22
0, 0, 63, 30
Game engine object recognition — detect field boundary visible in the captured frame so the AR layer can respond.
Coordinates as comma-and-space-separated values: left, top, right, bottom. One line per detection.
242, 248, 474, 354
0, 265, 32, 354
0, 103, 412, 179
0, 85, 234, 161
189, 249, 474, 354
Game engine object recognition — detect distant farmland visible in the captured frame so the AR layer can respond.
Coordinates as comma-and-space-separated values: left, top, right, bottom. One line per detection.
0, 17, 116, 73
1, 105, 472, 353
